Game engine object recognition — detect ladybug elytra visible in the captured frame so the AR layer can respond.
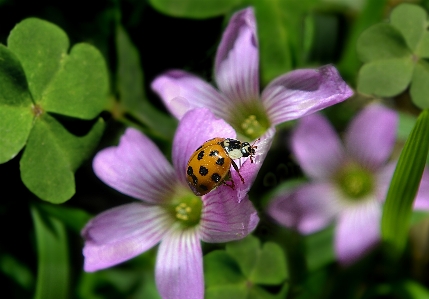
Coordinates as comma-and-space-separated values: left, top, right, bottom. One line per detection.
186, 138, 257, 196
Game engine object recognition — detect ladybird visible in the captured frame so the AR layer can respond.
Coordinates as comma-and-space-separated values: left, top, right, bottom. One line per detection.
186, 137, 257, 196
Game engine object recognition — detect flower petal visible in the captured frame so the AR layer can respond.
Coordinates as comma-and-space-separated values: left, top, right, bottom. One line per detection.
375, 161, 396, 203
291, 113, 345, 180
199, 187, 259, 243
151, 70, 230, 119
267, 183, 340, 234
172, 108, 236, 185
156, 227, 203, 299
262, 65, 353, 125
93, 128, 176, 203
335, 198, 380, 265
414, 168, 429, 210
215, 7, 259, 104
229, 127, 275, 201
377, 162, 429, 210
345, 104, 398, 170
82, 203, 173, 272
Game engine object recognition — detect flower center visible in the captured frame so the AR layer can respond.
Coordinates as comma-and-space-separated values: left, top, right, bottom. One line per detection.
241, 115, 266, 139
229, 102, 271, 140
170, 192, 202, 227
335, 163, 374, 200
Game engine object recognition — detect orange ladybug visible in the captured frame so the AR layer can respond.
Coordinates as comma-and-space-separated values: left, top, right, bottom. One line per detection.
186, 138, 256, 196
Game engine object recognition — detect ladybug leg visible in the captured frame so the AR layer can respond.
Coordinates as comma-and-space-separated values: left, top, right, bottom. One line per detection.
231, 160, 245, 184
222, 171, 236, 190
249, 138, 259, 163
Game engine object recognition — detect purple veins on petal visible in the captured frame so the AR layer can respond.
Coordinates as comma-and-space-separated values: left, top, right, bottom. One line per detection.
262, 65, 354, 125
335, 198, 380, 265
93, 128, 176, 204
82, 203, 173, 272
199, 186, 259, 243
155, 227, 203, 299
151, 7, 353, 145
215, 7, 259, 103
151, 70, 230, 119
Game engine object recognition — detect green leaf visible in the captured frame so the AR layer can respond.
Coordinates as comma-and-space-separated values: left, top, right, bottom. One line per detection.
357, 58, 414, 97
131, 271, 162, 299
249, 242, 287, 285
249, 284, 289, 299
7, 18, 69, 102
0, 106, 33, 163
338, 0, 388, 79
394, 280, 429, 298
42, 43, 109, 119
37, 203, 92, 233
78, 263, 160, 299
7, 18, 109, 120
148, 0, 242, 19
357, 23, 410, 63
305, 226, 335, 271
381, 109, 429, 257
206, 284, 247, 299
116, 25, 176, 140
31, 205, 69, 299
293, 268, 329, 299
20, 114, 104, 203
226, 235, 260, 278
390, 3, 427, 53
0, 253, 34, 290
204, 250, 247, 299
252, 0, 294, 85
416, 32, 429, 58
397, 111, 417, 141
226, 235, 287, 285
0, 45, 33, 106
410, 60, 429, 109
204, 250, 245, 286
0, 45, 33, 163
116, 25, 145, 115
411, 210, 429, 225
250, 0, 319, 84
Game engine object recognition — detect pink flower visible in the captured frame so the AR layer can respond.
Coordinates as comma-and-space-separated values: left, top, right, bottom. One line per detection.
268, 104, 429, 264
82, 108, 259, 299
151, 7, 353, 175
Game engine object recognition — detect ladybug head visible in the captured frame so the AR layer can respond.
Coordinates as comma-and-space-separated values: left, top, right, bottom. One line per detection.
240, 140, 258, 163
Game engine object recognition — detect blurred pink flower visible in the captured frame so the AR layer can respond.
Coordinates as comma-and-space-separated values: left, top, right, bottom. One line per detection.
268, 104, 429, 264
152, 7, 353, 183
82, 108, 259, 299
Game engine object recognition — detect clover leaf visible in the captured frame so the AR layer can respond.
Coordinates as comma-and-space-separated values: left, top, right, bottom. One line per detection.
357, 3, 429, 109
0, 18, 108, 203
204, 235, 288, 299
148, 0, 242, 19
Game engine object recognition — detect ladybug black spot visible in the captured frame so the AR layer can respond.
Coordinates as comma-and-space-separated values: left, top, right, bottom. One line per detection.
187, 166, 194, 175
191, 174, 198, 185
216, 157, 224, 166
197, 151, 205, 160
199, 184, 208, 191
199, 166, 208, 176
209, 150, 219, 156
211, 173, 221, 183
